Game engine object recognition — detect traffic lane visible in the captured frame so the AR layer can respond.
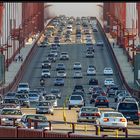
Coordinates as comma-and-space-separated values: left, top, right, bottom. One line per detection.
21, 108, 140, 137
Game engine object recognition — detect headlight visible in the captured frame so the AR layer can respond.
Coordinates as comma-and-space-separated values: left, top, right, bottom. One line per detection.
2, 118, 7, 121
17, 118, 21, 122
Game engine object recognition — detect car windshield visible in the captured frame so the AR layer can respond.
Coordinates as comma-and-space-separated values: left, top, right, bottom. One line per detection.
104, 113, 123, 117
51, 89, 60, 93
81, 107, 98, 112
18, 84, 28, 88
26, 115, 47, 121
70, 96, 82, 100
1, 109, 22, 115
29, 94, 38, 97
38, 102, 51, 106
118, 103, 138, 110
45, 96, 56, 100
16, 94, 27, 98
4, 99, 19, 104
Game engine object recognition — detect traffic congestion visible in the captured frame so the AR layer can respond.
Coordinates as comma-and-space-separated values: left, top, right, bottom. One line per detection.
0, 15, 140, 136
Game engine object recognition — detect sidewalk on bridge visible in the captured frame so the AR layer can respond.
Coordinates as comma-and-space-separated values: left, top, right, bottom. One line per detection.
105, 33, 139, 89
4, 35, 40, 87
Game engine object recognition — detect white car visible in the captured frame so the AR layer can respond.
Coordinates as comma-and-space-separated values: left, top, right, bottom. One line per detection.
96, 40, 104, 46
87, 67, 96, 75
86, 51, 94, 57
44, 94, 57, 107
17, 83, 30, 92
57, 70, 66, 78
104, 67, 113, 75
68, 95, 84, 110
60, 52, 69, 60
73, 71, 83, 78
73, 62, 82, 70
41, 69, 51, 78
96, 112, 127, 131
104, 78, 114, 86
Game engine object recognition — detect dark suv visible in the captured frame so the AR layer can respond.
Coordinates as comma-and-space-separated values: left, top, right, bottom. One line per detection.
73, 85, 84, 92
116, 101, 140, 125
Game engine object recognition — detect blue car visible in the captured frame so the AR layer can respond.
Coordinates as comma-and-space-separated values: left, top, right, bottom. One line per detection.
54, 78, 64, 86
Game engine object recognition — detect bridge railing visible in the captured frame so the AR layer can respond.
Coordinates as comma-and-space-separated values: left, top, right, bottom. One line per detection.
95, 17, 140, 99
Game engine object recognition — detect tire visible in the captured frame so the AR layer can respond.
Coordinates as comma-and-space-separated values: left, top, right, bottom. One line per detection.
100, 126, 104, 131
51, 113, 54, 115
68, 106, 71, 110
134, 121, 139, 125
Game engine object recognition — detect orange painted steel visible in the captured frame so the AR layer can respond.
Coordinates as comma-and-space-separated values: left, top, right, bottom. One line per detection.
18, 128, 43, 138
0, 126, 17, 138
0, 3, 3, 35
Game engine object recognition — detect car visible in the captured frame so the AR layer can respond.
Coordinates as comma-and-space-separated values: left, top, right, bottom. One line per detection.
28, 91, 41, 103
96, 40, 104, 46
57, 70, 66, 78
19, 114, 50, 130
35, 87, 47, 97
4, 92, 16, 99
17, 83, 30, 92
104, 78, 114, 86
73, 85, 84, 92
116, 101, 140, 125
73, 71, 83, 78
41, 69, 51, 78
73, 62, 82, 70
50, 88, 61, 99
50, 50, 58, 57
60, 52, 69, 60
0, 103, 20, 109
90, 92, 101, 104
0, 108, 23, 126
114, 90, 128, 102
122, 97, 137, 102
54, 78, 64, 86
44, 94, 57, 107
56, 63, 66, 71
96, 112, 127, 131
15, 93, 30, 108
88, 85, 101, 94
117, 92, 131, 102
72, 91, 85, 102
103, 67, 113, 75
3, 97, 20, 108
39, 42, 48, 47
36, 101, 54, 115
77, 106, 100, 122
87, 67, 96, 75
106, 85, 119, 97
95, 96, 109, 108
65, 37, 72, 42
86, 51, 94, 58
47, 53, 56, 62
68, 95, 84, 110
89, 78, 98, 85
41, 60, 51, 69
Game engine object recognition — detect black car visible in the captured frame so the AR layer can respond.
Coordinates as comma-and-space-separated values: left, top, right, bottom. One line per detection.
73, 85, 84, 92
42, 60, 51, 69
89, 78, 98, 85
90, 93, 100, 104
116, 101, 140, 125
95, 96, 109, 108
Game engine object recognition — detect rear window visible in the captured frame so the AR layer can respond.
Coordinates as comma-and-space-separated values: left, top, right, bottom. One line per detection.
118, 103, 138, 110
104, 113, 123, 118
81, 108, 98, 112
70, 96, 82, 100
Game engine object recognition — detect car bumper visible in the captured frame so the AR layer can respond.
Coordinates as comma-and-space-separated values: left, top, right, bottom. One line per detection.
95, 103, 108, 107
78, 117, 97, 122
100, 122, 127, 128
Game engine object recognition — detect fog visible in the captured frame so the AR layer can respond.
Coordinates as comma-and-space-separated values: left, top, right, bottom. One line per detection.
44, 3, 103, 23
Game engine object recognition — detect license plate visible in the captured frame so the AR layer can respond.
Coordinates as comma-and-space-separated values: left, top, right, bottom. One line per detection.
88, 117, 92, 119
100, 100, 104, 102
112, 123, 117, 125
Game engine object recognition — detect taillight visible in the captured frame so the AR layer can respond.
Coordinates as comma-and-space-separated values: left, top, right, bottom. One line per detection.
93, 113, 100, 117
81, 113, 87, 116
103, 118, 109, 122
120, 118, 126, 122
136, 112, 140, 116
96, 100, 99, 102
105, 100, 108, 102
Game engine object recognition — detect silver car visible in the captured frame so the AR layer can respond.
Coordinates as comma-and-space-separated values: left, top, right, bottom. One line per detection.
36, 101, 54, 115
73, 71, 83, 78
0, 108, 23, 126
77, 106, 100, 122
19, 114, 50, 130
28, 91, 41, 102
44, 94, 57, 107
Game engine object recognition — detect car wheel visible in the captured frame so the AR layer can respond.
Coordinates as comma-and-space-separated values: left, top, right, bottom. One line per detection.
68, 106, 71, 110
51, 113, 54, 115
134, 121, 139, 125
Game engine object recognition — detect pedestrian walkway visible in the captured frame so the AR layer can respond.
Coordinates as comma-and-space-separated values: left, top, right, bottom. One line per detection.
4, 35, 40, 87
106, 33, 139, 90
